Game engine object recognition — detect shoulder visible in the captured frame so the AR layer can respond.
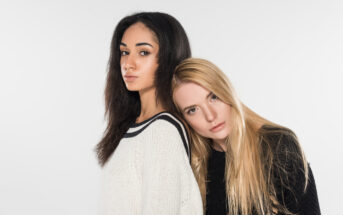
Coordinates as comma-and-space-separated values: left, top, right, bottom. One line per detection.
259, 125, 307, 187
259, 125, 302, 160
149, 112, 190, 158
151, 112, 188, 136
124, 112, 190, 159
125, 112, 187, 137
260, 125, 308, 210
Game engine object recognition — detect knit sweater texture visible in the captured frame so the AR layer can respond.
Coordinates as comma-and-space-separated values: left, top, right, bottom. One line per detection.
100, 112, 203, 215
205, 126, 321, 215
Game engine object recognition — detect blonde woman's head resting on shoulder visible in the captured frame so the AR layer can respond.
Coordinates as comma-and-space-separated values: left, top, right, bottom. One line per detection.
172, 58, 320, 215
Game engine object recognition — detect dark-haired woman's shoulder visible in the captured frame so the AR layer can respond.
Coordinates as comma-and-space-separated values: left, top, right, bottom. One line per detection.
138, 112, 203, 214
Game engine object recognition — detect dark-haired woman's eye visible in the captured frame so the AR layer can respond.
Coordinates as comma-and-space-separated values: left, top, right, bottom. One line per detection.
120, 50, 129, 56
140, 51, 150, 56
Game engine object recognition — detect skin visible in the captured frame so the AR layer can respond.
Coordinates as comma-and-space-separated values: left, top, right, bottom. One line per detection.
173, 82, 232, 151
120, 22, 165, 123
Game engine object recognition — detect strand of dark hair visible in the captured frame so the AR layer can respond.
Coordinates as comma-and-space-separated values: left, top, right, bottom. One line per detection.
95, 12, 191, 166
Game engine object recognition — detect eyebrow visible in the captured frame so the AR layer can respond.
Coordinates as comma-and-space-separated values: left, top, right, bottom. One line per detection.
182, 92, 212, 112
120, 42, 153, 47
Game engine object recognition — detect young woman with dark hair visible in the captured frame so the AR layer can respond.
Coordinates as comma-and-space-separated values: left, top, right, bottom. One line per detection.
96, 12, 203, 214
172, 58, 321, 215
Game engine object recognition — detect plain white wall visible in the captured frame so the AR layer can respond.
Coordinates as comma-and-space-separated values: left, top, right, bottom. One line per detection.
0, 0, 341, 214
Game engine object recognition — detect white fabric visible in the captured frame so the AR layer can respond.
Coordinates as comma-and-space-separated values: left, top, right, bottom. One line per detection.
100, 112, 203, 215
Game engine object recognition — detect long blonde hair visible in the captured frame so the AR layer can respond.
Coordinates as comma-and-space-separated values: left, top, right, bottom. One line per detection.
172, 58, 308, 215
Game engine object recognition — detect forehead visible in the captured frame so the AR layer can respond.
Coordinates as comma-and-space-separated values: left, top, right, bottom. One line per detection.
173, 82, 210, 109
121, 22, 158, 45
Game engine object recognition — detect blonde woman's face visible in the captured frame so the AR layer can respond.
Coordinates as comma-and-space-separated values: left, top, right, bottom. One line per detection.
120, 22, 159, 92
173, 82, 232, 143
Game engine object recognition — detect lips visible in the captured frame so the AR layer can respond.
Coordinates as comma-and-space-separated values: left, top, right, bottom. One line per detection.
124, 75, 138, 82
210, 122, 225, 132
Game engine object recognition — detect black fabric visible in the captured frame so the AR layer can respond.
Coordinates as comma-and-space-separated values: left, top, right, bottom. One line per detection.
206, 148, 227, 215
205, 130, 321, 215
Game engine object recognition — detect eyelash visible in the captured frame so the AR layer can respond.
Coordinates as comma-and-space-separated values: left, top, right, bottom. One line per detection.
119, 50, 151, 56
186, 107, 197, 115
210, 93, 218, 102
185, 93, 218, 115
140, 50, 150, 56
120, 51, 129, 56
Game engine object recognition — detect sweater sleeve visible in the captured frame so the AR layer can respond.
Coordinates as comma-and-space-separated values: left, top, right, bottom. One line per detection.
271, 133, 321, 215
140, 120, 195, 215
299, 165, 321, 215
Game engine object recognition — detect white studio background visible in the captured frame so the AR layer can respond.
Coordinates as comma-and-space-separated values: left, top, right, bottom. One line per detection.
0, 0, 341, 214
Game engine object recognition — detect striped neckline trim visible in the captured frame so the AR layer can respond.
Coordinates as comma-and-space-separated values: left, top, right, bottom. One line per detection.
124, 112, 191, 160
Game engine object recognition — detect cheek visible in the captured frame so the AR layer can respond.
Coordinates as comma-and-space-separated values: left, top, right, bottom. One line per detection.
142, 59, 158, 78
120, 60, 125, 75
120, 57, 125, 68
222, 105, 232, 134
120, 67, 125, 76
149, 60, 159, 75
187, 117, 207, 136
224, 105, 232, 121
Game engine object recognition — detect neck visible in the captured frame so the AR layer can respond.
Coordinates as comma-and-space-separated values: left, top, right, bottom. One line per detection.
136, 87, 165, 123
212, 139, 227, 152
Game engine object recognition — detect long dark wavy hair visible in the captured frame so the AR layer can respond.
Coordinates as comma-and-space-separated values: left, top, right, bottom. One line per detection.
96, 12, 191, 166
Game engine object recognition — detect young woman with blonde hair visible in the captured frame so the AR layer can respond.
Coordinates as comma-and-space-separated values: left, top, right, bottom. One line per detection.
172, 58, 320, 215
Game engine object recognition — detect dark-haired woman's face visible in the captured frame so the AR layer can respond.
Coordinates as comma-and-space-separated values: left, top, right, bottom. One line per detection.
120, 22, 159, 92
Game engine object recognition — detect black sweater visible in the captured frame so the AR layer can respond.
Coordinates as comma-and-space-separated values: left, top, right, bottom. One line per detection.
205, 129, 321, 215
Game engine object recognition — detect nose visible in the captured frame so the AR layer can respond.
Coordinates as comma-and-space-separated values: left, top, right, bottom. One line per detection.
122, 54, 136, 72
203, 105, 216, 122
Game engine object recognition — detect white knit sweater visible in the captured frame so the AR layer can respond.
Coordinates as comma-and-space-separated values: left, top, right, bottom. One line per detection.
100, 112, 203, 215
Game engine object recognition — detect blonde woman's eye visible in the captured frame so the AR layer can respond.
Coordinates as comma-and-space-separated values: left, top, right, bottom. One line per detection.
210, 93, 218, 101
186, 107, 197, 115
140, 51, 150, 56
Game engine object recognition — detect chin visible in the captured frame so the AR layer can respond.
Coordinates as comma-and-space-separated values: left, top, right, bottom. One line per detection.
126, 88, 139, 92
213, 135, 228, 141
212, 132, 229, 141
125, 84, 140, 92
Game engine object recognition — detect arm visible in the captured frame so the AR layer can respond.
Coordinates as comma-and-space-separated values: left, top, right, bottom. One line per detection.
299, 165, 321, 215
140, 120, 197, 215
271, 133, 321, 215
